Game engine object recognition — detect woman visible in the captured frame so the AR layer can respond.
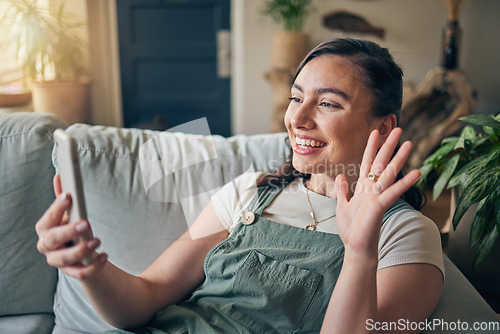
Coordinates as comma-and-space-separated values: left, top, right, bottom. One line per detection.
36, 38, 444, 333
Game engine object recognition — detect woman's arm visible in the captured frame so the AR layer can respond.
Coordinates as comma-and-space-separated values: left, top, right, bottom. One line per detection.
322, 258, 443, 334
320, 128, 443, 333
36, 175, 228, 329
82, 202, 228, 329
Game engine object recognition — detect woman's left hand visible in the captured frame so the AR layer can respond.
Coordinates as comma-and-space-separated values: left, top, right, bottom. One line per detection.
335, 128, 421, 259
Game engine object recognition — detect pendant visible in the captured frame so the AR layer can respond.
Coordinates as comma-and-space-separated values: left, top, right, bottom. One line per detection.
305, 223, 317, 231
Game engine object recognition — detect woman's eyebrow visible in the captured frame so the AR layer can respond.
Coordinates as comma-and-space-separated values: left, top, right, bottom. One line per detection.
317, 87, 350, 101
291, 83, 350, 101
291, 83, 303, 92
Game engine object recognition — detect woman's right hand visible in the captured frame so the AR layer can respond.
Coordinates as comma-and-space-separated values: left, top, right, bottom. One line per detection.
35, 174, 108, 280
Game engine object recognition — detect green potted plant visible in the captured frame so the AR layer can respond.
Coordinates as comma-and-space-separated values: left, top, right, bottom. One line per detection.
0, 0, 90, 124
418, 113, 500, 271
260, 0, 314, 71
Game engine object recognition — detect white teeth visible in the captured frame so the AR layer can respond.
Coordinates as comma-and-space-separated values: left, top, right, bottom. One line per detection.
295, 136, 324, 147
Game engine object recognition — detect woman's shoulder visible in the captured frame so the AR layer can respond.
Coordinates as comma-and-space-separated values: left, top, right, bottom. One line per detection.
211, 171, 265, 232
382, 207, 439, 233
378, 207, 445, 275
381, 206, 442, 244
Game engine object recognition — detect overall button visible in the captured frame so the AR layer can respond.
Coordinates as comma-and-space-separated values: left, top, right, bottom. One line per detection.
241, 211, 255, 225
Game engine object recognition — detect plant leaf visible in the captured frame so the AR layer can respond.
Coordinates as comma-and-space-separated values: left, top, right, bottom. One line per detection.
454, 125, 476, 150
471, 136, 493, 152
473, 218, 498, 270
452, 166, 500, 229
496, 189, 500, 232
417, 163, 434, 188
469, 197, 489, 247
460, 114, 500, 129
423, 142, 456, 165
433, 154, 460, 200
441, 136, 459, 145
485, 143, 500, 166
447, 154, 488, 189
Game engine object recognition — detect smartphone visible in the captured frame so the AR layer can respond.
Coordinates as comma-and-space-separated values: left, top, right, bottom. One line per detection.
53, 129, 94, 266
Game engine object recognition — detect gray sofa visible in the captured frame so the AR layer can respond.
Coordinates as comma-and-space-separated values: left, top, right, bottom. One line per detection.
0, 112, 498, 334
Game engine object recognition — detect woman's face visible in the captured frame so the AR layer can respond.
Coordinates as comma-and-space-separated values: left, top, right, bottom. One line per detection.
284, 55, 379, 178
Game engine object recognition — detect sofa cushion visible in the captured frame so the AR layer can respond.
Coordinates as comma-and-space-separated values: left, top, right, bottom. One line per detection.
53, 124, 290, 332
423, 255, 499, 334
0, 313, 55, 334
0, 112, 66, 325
51, 123, 500, 333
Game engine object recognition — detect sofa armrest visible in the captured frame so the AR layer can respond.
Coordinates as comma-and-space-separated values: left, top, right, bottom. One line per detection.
424, 254, 499, 333
0, 112, 66, 333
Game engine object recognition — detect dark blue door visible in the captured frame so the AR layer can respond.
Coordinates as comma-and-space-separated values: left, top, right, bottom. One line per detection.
116, 0, 231, 136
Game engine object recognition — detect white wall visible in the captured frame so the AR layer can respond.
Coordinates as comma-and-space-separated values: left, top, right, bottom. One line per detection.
0, 2, 21, 85
234, 0, 500, 135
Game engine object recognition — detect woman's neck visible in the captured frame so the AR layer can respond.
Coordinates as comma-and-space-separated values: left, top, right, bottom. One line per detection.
307, 173, 358, 199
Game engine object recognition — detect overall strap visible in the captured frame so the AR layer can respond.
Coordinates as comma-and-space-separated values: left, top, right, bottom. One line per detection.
244, 181, 413, 223
245, 184, 283, 216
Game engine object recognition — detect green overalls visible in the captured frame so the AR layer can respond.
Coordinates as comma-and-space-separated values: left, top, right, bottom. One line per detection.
110, 184, 413, 334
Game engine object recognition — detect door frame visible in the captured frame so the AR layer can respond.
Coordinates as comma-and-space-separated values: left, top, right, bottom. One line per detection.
86, 0, 245, 134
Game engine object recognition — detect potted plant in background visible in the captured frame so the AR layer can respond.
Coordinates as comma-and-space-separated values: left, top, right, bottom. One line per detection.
0, 0, 90, 125
260, 0, 314, 133
260, 0, 314, 71
418, 113, 500, 311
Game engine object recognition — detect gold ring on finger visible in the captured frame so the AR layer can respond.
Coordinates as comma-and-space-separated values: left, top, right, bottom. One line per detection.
368, 172, 379, 182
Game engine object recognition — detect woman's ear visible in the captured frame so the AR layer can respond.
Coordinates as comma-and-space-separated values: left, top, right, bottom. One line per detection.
377, 114, 397, 147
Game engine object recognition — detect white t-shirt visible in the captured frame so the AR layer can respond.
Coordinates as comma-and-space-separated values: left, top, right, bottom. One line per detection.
211, 172, 445, 276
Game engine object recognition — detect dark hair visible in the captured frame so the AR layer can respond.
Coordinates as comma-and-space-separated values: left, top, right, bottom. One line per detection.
258, 38, 424, 210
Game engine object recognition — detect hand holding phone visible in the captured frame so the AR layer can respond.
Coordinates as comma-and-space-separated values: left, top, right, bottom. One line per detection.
53, 129, 94, 266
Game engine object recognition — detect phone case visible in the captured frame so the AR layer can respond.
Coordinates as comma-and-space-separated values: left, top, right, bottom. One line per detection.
53, 129, 93, 266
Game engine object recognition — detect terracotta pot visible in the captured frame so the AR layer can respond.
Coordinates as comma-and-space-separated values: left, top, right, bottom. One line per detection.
271, 31, 310, 71
32, 81, 90, 125
0, 92, 32, 107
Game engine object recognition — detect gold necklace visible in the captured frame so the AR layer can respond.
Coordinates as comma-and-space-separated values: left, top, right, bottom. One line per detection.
305, 187, 336, 231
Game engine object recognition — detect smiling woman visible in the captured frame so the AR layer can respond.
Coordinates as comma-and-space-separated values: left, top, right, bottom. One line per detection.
259, 39, 422, 209
35, 38, 444, 334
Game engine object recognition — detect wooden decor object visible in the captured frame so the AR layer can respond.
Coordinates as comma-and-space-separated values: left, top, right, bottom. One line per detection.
265, 69, 293, 133
400, 67, 476, 169
267, 32, 309, 133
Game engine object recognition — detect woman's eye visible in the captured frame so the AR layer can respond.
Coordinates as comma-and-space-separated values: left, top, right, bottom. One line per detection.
320, 101, 341, 109
288, 97, 302, 103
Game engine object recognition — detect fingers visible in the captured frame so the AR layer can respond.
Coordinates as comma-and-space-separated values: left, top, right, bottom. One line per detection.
37, 175, 108, 279
62, 253, 108, 280
36, 193, 71, 235
376, 140, 412, 190
38, 220, 93, 253
53, 174, 62, 197
359, 130, 379, 178
37, 216, 104, 276
379, 169, 421, 208
370, 128, 403, 177
357, 128, 416, 202
45, 237, 100, 268
335, 174, 350, 205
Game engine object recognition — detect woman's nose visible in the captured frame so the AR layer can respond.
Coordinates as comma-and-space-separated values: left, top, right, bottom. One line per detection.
291, 103, 315, 130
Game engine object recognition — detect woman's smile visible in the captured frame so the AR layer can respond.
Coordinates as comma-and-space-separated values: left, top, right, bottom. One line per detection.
293, 133, 327, 154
